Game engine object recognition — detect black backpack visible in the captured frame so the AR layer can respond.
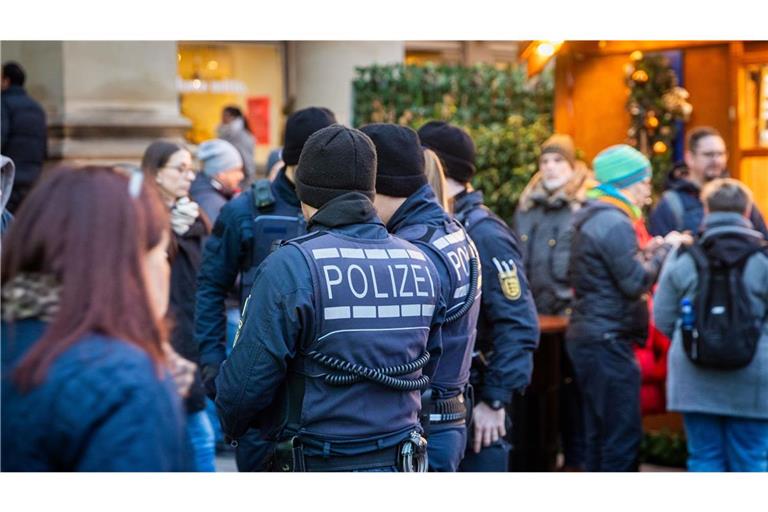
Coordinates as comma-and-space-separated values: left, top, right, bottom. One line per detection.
681, 241, 765, 369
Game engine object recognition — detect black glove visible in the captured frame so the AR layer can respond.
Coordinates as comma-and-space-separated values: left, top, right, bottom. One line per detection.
201, 364, 220, 401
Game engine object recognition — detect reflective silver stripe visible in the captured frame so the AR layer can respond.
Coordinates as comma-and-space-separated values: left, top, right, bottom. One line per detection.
378, 305, 400, 318
323, 306, 351, 320
352, 306, 377, 318
313, 248, 340, 259
422, 304, 435, 317
387, 249, 409, 259
364, 249, 389, 259
453, 284, 469, 299
401, 304, 422, 317
433, 229, 467, 250
340, 248, 365, 258
408, 250, 427, 261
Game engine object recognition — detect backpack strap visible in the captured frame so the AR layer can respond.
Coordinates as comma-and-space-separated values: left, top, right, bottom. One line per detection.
662, 190, 685, 232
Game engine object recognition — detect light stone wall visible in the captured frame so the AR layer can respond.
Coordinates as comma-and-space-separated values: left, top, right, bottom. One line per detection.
293, 42, 404, 126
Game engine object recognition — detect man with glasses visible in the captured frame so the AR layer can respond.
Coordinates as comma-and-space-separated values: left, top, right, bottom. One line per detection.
649, 126, 768, 237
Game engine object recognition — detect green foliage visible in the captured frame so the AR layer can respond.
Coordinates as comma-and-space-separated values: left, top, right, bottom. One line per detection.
639, 429, 688, 468
352, 63, 554, 224
626, 53, 692, 194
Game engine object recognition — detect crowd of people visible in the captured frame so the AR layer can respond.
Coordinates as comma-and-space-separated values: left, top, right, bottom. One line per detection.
2, 60, 767, 472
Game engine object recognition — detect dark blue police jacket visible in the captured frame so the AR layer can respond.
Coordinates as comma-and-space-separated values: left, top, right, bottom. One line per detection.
453, 189, 540, 405
387, 184, 481, 400
195, 168, 305, 368
215, 192, 446, 456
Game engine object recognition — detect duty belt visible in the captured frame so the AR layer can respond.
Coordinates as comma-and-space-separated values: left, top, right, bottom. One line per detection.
428, 394, 468, 425
273, 432, 428, 472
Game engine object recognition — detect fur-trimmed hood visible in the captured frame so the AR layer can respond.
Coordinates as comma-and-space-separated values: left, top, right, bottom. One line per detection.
517, 162, 593, 212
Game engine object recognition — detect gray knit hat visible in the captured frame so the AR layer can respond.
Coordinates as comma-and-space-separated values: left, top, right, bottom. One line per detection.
197, 139, 243, 177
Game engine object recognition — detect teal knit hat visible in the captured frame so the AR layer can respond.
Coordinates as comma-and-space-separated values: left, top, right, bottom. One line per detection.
593, 144, 651, 188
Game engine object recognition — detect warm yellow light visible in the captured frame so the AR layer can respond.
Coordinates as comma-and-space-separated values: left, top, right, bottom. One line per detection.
632, 70, 649, 83
207, 60, 219, 71
192, 79, 202, 90
653, 141, 668, 154
537, 42, 556, 58
177, 53, 182, 63
646, 116, 660, 129
630, 51, 643, 61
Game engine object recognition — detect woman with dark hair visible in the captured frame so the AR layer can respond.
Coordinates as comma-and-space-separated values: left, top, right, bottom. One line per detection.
141, 140, 215, 471
1, 166, 190, 471
217, 105, 256, 181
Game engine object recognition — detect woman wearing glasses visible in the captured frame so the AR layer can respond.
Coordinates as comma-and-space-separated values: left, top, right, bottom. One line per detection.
142, 140, 215, 471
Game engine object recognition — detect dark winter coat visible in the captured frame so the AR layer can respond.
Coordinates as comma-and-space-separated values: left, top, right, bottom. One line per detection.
169, 214, 209, 412
567, 201, 672, 344
1, 85, 47, 211
513, 170, 589, 315
1, 319, 191, 471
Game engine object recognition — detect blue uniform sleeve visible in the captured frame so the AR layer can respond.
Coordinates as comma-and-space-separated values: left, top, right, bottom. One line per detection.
214, 246, 315, 440
424, 254, 446, 380
649, 197, 676, 237
473, 220, 540, 404
194, 199, 251, 368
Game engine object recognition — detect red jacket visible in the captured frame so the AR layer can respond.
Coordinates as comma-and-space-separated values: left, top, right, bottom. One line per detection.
633, 220, 670, 415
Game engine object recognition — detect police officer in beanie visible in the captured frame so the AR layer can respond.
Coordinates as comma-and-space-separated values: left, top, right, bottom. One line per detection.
418, 121, 540, 472
215, 125, 446, 472
194, 107, 337, 471
361, 123, 481, 471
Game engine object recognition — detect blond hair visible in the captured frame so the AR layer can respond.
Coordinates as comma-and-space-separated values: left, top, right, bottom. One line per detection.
424, 148, 451, 212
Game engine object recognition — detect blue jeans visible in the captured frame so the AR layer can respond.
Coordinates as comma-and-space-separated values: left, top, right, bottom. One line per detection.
684, 413, 768, 472
186, 410, 216, 472
566, 338, 642, 472
428, 425, 467, 472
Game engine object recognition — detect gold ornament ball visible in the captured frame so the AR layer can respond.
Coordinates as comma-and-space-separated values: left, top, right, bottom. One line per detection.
645, 115, 660, 129
653, 141, 668, 154
631, 70, 649, 83
630, 51, 644, 61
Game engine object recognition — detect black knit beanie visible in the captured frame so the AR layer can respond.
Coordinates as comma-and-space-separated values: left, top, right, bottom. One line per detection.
360, 123, 427, 198
295, 125, 377, 208
282, 107, 338, 166
417, 121, 476, 184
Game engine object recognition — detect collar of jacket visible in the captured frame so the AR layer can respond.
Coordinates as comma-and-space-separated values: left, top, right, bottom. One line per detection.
587, 183, 642, 220
699, 212, 765, 265
453, 189, 484, 217
700, 211, 760, 239
308, 191, 384, 232
517, 166, 591, 212
386, 184, 446, 233
273, 167, 301, 208
2, 85, 26, 97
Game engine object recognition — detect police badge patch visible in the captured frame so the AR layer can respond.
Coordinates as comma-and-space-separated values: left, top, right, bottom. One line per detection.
492, 257, 521, 301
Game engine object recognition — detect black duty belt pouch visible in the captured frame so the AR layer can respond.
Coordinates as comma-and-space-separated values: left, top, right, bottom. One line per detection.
273, 437, 305, 472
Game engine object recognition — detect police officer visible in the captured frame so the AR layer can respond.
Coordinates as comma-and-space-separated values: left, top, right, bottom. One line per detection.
361, 123, 481, 471
194, 107, 337, 471
418, 121, 540, 472
215, 125, 446, 472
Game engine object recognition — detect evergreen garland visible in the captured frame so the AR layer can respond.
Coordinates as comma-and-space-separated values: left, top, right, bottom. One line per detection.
626, 52, 693, 192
